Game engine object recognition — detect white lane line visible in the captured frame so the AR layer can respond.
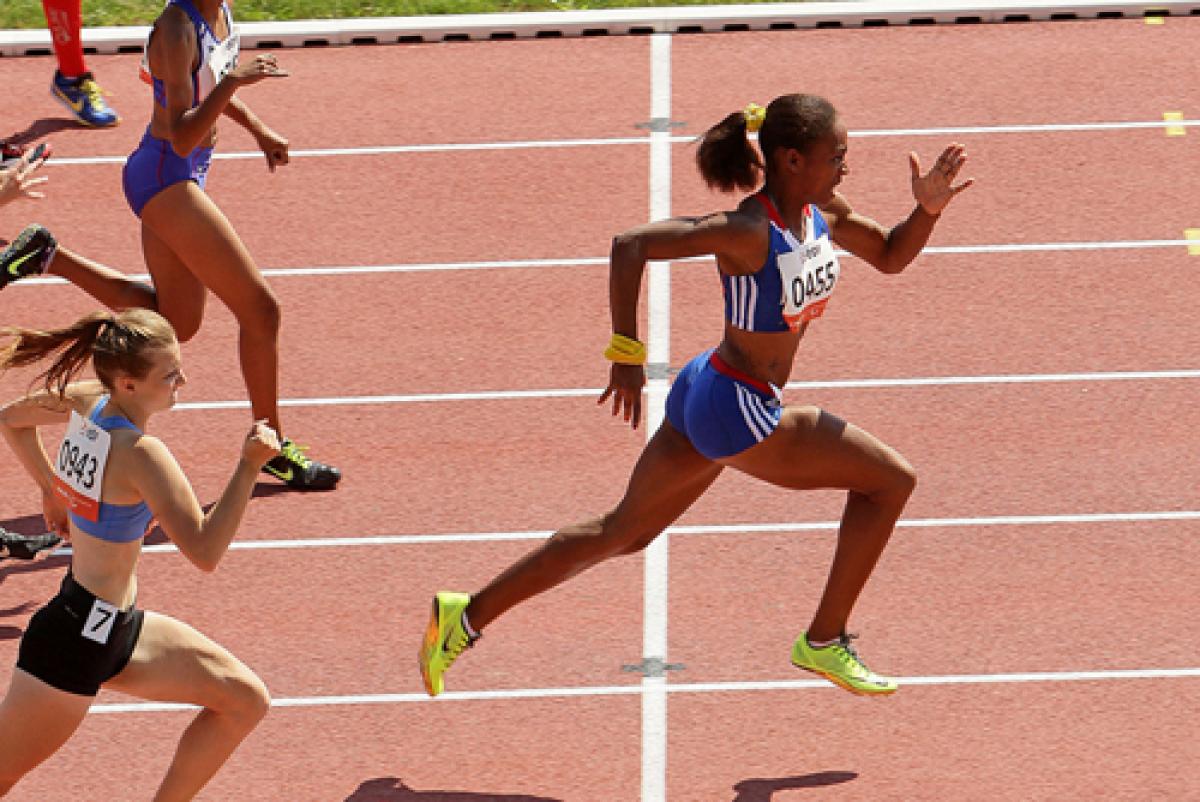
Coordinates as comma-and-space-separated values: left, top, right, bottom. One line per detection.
40, 118, 1200, 167
90, 666, 1200, 714
642, 31, 673, 802
784, 368, 1200, 391
56, 509, 1200, 557
11, 238, 1193, 288
158, 367, 1200, 413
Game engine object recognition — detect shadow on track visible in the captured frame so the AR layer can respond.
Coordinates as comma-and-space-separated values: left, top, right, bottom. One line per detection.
731, 770, 858, 800
345, 777, 562, 802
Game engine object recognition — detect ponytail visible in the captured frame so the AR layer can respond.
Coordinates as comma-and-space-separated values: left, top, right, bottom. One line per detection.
696, 107, 764, 194
0, 308, 176, 397
696, 94, 839, 194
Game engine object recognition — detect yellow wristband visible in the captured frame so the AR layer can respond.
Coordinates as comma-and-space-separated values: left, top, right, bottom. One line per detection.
604, 333, 646, 365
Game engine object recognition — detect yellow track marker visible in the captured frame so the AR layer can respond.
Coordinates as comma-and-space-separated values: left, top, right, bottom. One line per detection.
1186, 229, 1200, 256
1145, 15, 1166, 24
1164, 112, 1186, 136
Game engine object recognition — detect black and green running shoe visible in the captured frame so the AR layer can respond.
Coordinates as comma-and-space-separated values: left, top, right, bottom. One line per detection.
0, 224, 57, 290
262, 438, 341, 491
0, 529, 62, 560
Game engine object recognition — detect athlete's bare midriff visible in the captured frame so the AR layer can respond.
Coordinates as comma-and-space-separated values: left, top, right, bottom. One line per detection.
716, 322, 807, 388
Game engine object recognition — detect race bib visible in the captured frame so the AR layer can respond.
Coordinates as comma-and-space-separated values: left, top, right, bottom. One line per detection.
778, 234, 839, 332
198, 32, 240, 100
82, 597, 119, 645
52, 410, 111, 523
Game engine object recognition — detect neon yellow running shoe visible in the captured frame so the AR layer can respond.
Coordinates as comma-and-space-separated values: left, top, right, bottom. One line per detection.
791, 632, 898, 696
419, 591, 476, 697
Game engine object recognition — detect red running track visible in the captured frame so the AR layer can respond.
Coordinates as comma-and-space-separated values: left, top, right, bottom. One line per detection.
2, 16, 1200, 801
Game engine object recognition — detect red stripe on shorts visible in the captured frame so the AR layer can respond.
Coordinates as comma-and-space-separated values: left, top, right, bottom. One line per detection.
708, 351, 773, 396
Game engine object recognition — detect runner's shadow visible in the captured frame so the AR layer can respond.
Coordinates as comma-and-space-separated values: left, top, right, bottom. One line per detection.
0, 513, 51, 537
0, 551, 71, 590
0, 602, 38, 639
731, 771, 858, 800
3, 117, 84, 146
251, 481, 296, 499
344, 777, 562, 801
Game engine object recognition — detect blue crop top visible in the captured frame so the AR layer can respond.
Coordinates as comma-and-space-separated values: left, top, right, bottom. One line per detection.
722, 192, 840, 333
67, 397, 154, 544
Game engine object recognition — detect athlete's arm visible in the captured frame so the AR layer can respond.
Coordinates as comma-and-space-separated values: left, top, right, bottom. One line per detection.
600, 212, 763, 428
150, 10, 287, 157
150, 8, 235, 156
824, 144, 973, 274
224, 96, 290, 172
0, 381, 105, 535
128, 422, 279, 572
609, 211, 764, 338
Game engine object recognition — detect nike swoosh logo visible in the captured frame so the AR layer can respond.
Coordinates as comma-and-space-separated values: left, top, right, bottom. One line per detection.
55, 89, 87, 114
7, 251, 37, 277
267, 464, 293, 482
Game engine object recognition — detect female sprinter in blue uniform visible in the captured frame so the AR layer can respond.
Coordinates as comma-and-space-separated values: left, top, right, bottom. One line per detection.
0, 308, 278, 798
0, 0, 339, 490
420, 94, 973, 697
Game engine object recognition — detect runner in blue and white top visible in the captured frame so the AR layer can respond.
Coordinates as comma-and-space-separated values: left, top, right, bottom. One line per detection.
0, 0, 341, 491
418, 94, 974, 701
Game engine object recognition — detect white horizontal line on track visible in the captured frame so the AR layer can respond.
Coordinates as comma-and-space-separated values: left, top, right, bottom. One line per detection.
89, 665, 1200, 714
48, 509, 1200, 558
156, 367, 1200, 413
40, 118, 1200, 167
12, 237, 1193, 288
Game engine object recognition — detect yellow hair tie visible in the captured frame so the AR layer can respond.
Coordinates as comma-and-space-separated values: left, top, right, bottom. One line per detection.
604, 333, 646, 366
742, 102, 766, 133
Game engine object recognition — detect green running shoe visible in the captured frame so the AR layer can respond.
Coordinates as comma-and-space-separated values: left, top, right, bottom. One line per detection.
791, 632, 898, 696
419, 591, 477, 697
262, 438, 341, 490
0, 224, 57, 290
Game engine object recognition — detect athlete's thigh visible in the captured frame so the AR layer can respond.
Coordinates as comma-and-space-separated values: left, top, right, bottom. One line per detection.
610, 421, 725, 536
141, 222, 207, 340
0, 669, 92, 779
720, 405, 912, 493
104, 611, 260, 707
139, 181, 272, 314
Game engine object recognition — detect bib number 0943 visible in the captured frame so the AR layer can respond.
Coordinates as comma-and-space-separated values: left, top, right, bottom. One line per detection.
58, 440, 99, 490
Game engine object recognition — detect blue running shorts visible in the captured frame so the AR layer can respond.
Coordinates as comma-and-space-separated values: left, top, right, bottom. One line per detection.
665, 348, 784, 460
122, 128, 214, 218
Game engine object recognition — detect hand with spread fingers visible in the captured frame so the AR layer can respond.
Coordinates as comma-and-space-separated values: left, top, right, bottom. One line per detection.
598, 363, 646, 430
0, 148, 50, 209
910, 143, 974, 215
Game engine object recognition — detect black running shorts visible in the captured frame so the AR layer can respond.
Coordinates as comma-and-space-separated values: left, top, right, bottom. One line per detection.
17, 572, 144, 696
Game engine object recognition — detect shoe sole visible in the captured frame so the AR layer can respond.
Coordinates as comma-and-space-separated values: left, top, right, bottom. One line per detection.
792, 662, 898, 697
262, 466, 341, 491
419, 597, 443, 696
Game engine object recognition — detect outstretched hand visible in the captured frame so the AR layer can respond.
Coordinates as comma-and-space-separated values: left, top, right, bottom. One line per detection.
910, 144, 974, 215
0, 146, 50, 209
598, 363, 645, 430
